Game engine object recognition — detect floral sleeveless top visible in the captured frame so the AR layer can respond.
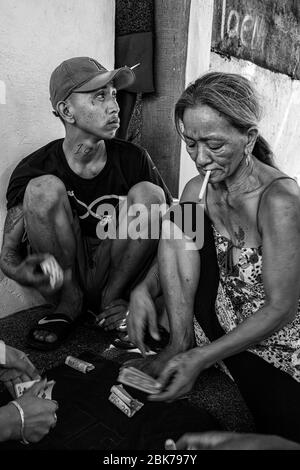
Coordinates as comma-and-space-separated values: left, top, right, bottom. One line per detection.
194, 177, 300, 382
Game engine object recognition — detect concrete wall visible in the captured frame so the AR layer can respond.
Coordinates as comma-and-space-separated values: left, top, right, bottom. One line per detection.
179, 0, 214, 196
210, 53, 300, 180
212, 0, 300, 80
0, 0, 115, 241
179, 0, 300, 196
140, 0, 191, 197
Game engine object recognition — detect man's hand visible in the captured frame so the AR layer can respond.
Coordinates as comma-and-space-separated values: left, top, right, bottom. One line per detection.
0, 344, 41, 397
95, 299, 128, 331
127, 286, 160, 356
16, 253, 50, 287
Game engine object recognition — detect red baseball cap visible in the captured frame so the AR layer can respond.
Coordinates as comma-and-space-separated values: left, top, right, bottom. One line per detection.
49, 56, 135, 109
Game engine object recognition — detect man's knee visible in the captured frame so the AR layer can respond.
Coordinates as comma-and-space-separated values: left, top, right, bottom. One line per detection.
24, 175, 67, 214
128, 182, 166, 206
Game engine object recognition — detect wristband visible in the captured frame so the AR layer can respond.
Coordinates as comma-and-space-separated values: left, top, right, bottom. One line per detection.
10, 400, 30, 445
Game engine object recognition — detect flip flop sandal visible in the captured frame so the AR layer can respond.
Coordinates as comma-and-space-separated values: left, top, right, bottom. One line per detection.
110, 330, 137, 350
27, 313, 74, 351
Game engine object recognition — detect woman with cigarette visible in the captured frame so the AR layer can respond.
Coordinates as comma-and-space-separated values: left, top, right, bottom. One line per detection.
128, 72, 300, 442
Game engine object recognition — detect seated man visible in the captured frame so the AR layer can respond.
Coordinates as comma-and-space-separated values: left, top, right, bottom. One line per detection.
0, 56, 172, 350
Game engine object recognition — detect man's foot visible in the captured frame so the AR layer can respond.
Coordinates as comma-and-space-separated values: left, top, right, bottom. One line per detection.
31, 281, 83, 345
27, 313, 77, 351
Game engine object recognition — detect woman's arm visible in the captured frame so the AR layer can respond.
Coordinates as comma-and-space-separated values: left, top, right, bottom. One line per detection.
195, 179, 300, 368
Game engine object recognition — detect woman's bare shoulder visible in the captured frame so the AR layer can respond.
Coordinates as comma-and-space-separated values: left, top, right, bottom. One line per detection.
259, 176, 300, 231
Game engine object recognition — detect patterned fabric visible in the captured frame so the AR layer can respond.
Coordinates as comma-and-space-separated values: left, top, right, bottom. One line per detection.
213, 227, 300, 382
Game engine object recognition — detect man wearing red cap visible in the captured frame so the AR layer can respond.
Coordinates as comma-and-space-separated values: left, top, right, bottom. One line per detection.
0, 57, 171, 350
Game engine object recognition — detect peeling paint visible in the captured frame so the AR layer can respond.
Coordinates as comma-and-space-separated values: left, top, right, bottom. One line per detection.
212, 0, 300, 79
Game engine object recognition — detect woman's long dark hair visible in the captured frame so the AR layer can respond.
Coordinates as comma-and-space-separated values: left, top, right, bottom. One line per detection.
175, 72, 276, 168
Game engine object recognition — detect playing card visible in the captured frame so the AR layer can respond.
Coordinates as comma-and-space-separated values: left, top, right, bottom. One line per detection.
120, 366, 161, 387
110, 384, 133, 406
123, 366, 160, 384
37, 380, 55, 399
15, 379, 55, 399
40, 255, 64, 289
14, 379, 40, 398
109, 392, 132, 417
118, 367, 162, 395
118, 375, 161, 394
109, 387, 144, 418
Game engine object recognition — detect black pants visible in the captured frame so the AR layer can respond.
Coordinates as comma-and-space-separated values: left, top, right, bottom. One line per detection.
191, 204, 300, 443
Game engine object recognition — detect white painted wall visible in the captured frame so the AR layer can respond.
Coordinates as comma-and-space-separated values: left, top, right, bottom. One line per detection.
0, 0, 115, 241
178, 0, 214, 196
210, 53, 300, 181
179, 1, 300, 196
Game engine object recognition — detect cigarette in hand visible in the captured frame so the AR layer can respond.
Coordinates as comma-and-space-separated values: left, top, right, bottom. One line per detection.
198, 170, 211, 201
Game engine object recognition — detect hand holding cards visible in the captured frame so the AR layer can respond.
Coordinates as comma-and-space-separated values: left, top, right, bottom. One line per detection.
117, 366, 162, 395
15, 378, 55, 399
40, 255, 64, 290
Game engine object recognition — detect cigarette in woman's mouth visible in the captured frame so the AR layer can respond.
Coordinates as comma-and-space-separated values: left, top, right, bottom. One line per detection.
198, 170, 211, 201
130, 63, 140, 70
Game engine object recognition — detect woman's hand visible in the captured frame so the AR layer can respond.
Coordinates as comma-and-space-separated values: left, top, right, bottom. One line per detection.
148, 348, 207, 402
127, 286, 160, 356
1, 379, 58, 443
124, 344, 183, 378
0, 345, 41, 397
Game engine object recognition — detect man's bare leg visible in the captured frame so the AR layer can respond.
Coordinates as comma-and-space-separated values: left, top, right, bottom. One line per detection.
100, 182, 166, 327
23, 175, 82, 343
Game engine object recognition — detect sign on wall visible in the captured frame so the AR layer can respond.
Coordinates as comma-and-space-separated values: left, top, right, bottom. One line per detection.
212, 0, 300, 79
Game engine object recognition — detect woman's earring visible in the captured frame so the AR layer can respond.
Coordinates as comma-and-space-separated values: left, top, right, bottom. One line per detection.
245, 152, 251, 166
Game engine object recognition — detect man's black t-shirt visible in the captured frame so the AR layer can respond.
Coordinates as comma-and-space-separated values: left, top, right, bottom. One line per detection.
6, 138, 172, 238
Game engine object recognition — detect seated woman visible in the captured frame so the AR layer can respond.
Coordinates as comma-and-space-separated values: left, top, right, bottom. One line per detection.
127, 72, 300, 443
0, 341, 58, 443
